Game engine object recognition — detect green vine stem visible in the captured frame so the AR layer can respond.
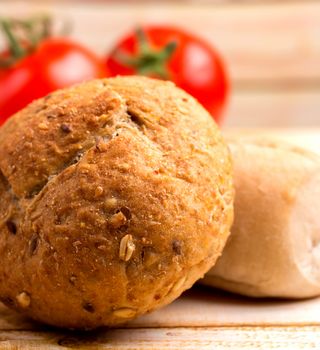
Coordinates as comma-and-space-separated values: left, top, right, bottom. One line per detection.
115, 27, 177, 79
0, 15, 52, 68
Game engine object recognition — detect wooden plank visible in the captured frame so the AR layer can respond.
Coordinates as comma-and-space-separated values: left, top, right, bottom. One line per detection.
133, 288, 320, 328
0, 326, 319, 350
1, 1, 320, 84
224, 90, 320, 127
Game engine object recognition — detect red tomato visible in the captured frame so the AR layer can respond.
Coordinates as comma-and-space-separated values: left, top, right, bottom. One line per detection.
0, 38, 107, 124
106, 26, 229, 123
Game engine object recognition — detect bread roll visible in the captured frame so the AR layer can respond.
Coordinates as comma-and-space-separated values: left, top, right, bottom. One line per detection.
203, 137, 320, 298
0, 76, 233, 329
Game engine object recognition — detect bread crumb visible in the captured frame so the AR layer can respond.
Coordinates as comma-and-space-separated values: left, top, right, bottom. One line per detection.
38, 123, 49, 130
69, 275, 77, 285
118, 163, 130, 171
109, 211, 127, 229
105, 198, 118, 208
78, 163, 91, 173
95, 138, 109, 152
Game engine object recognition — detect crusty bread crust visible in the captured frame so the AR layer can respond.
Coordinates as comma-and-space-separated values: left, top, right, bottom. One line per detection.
0, 76, 233, 329
203, 137, 320, 298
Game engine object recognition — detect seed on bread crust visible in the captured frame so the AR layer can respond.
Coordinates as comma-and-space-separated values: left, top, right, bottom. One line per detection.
60, 124, 72, 133
105, 197, 118, 209
6, 221, 17, 235
82, 302, 95, 313
16, 292, 31, 308
172, 276, 186, 294
113, 307, 136, 318
94, 186, 104, 197
119, 234, 135, 261
38, 123, 49, 131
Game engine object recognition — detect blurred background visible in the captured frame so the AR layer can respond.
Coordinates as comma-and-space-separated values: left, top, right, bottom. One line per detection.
1, 0, 319, 128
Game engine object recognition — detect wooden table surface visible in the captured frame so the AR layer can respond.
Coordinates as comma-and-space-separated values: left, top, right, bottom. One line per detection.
0, 129, 320, 349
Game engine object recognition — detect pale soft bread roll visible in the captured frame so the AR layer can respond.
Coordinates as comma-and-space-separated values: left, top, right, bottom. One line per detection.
203, 137, 320, 298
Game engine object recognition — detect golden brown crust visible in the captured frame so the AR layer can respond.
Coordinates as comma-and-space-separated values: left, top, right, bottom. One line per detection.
0, 76, 233, 329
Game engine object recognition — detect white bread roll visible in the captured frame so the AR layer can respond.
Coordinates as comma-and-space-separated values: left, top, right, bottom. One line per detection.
203, 137, 320, 298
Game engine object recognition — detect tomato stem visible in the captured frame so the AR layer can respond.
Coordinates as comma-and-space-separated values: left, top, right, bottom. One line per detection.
136, 27, 149, 54
1, 19, 25, 60
0, 15, 54, 68
41, 16, 51, 39
114, 27, 177, 80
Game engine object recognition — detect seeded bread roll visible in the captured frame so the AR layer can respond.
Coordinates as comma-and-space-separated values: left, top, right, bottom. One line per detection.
203, 137, 320, 298
0, 76, 233, 329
